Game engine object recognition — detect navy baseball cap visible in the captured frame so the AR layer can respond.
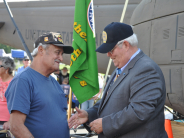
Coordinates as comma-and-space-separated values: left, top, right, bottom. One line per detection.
96, 22, 133, 53
34, 32, 74, 54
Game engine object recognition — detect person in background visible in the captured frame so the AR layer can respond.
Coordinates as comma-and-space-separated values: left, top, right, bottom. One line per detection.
71, 93, 79, 115
54, 69, 63, 84
61, 77, 70, 98
60, 78, 79, 115
0, 57, 15, 130
61, 67, 69, 84
13, 69, 18, 76
17, 56, 30, 73
5, 32, 73, 138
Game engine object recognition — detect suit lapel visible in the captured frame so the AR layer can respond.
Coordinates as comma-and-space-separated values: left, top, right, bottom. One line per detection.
99, 69, 129, 113
98, 50, 145, 114
98, 70, 116, 114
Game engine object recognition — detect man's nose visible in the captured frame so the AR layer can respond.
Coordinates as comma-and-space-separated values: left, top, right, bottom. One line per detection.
59, 54, 63, 62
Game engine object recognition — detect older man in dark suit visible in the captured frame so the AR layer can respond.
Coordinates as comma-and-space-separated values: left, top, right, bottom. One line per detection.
68, 22, 168, 138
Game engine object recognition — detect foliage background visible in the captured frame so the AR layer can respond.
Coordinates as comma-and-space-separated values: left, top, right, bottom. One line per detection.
0, 43, 15, 53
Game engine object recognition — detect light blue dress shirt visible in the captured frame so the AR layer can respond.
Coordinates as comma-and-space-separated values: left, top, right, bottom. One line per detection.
116, 48, 140, 75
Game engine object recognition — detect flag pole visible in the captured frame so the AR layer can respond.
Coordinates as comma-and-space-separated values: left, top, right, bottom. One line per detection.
68, 87, 72, 120
120, 0, 129, 23
99, 0, 130, 99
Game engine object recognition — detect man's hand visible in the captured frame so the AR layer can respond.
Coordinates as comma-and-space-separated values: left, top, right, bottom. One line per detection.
89, 118, 103, 134
68, 107, 88, 129
3, 121, 10, 130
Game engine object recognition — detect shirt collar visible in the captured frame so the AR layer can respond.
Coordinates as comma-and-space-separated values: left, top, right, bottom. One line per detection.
117, 48, 140, 74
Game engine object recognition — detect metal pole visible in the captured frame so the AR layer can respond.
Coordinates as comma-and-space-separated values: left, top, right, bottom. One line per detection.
3, 0, 33, 61
99, 0, 130, 99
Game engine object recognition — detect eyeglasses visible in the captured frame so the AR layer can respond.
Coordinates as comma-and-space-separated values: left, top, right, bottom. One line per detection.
0, 65, 4, 68
117, 41, 124, 47
109, 45, 117, 55
109, 41, 125, 54
24, 59, 29, 61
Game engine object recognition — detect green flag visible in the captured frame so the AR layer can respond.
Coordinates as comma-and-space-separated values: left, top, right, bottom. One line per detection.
69, 0, 99, 103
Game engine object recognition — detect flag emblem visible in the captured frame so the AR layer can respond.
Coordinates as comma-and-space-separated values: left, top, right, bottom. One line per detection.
87, 1, 95, 34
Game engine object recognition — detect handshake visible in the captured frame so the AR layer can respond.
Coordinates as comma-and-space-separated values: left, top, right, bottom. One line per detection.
68, 107, 103, 134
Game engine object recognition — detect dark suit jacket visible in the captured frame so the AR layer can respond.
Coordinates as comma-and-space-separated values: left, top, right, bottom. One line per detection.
87, 50, 168, 138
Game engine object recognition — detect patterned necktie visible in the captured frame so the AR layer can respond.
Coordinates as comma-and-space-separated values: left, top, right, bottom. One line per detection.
114, 68, 122, 82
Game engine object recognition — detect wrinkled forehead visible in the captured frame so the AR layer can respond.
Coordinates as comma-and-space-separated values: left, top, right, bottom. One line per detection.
49, 44, 64, 51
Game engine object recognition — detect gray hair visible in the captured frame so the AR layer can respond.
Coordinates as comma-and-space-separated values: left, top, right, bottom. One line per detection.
117, 33, 138, 47
0, 57, 15, 75
31, 43, 50, 57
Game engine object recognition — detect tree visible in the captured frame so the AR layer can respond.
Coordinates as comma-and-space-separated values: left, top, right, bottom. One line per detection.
0, 43, 15, 53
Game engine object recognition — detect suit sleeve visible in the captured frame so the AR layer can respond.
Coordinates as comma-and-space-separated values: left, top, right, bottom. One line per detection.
86, 99, 101, 122
102, 66, 164, 137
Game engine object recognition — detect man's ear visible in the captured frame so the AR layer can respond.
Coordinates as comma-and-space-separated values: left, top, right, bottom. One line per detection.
38, 46, 43, 55
123, 40, 130, 51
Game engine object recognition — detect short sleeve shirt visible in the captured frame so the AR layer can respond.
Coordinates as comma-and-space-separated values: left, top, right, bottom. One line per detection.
5, 67, 69, 138
17, 66, 25, 73
0, 78, 11, 121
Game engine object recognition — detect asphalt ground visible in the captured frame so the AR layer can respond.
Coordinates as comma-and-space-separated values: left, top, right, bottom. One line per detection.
70, 127, 98, 138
